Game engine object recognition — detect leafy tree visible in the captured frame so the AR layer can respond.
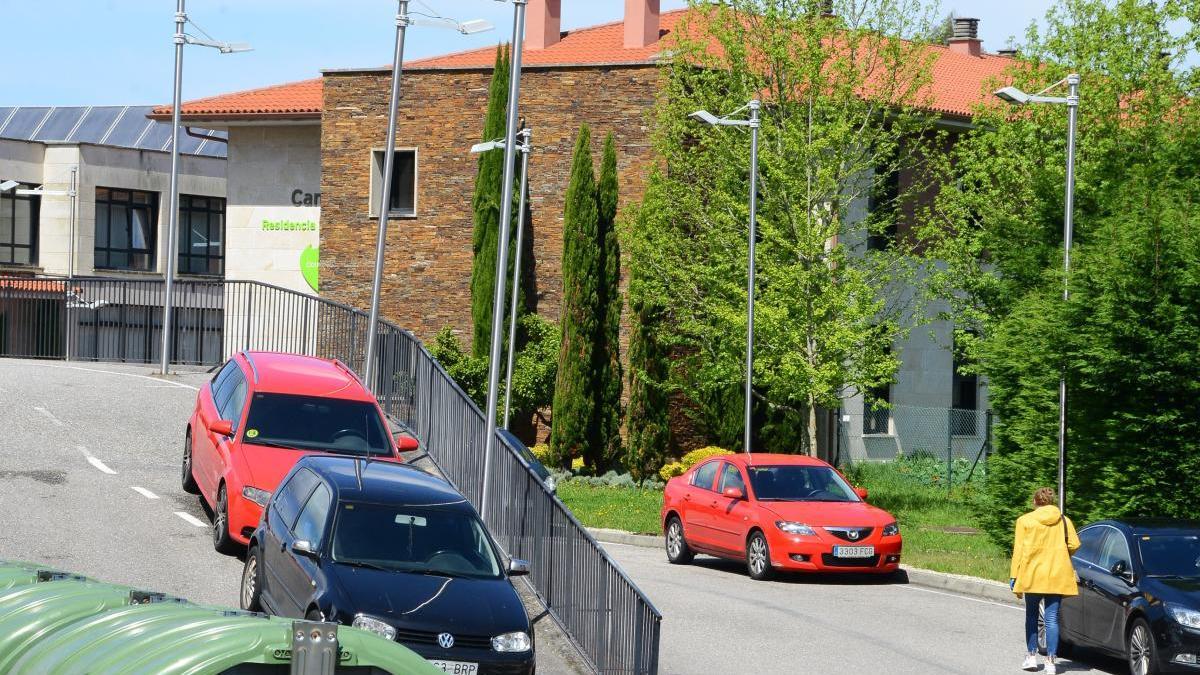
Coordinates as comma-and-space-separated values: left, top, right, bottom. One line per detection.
626, 0, 944, 453
596, 133, 624, 466
551, 125, 603, 466
918, 0, 1200, 541
625, 266, 672, 480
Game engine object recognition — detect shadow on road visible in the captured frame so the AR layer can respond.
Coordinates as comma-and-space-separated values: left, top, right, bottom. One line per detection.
688, 554, 904, 586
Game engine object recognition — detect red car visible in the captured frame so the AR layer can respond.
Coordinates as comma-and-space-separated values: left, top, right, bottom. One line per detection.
183, 351, 417, 554
660, 453, 902, 579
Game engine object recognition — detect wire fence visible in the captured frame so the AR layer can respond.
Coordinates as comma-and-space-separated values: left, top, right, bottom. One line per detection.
836, 404, 993, 487
0, 274, 661, 674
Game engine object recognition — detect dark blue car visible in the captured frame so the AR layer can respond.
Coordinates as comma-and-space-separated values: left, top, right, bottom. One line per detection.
241, 455, 535, 675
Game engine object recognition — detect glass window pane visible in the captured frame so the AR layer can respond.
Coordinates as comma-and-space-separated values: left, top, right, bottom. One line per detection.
131, 252, 151, 271
13, 199, 32, 245
110, 190, 129, 203
131, 207, 150, 250
0, 248, 11, 264
108, 251, 129, 269
0, 197, 13, 244
189, 197, 207, 210
110, 205, 129, 249
13, 247, 30, 264
96, 187, 110, 202
390, 151, 415, 213
95, 204, 110, 248
132, 191, 149, 205
209, 257, 222, 276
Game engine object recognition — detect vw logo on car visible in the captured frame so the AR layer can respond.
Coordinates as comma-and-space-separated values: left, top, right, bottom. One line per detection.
438, 633, 455, 649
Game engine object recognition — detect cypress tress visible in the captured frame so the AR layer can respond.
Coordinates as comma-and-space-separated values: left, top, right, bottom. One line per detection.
469, 45, 511, 358
550, 125, 601, 466
595, 133, 623, 468
624, 278, 670, 480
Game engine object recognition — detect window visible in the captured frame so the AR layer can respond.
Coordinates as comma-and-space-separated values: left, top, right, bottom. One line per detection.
866, 165, 900, 251
718, 463, 746, 494
274, 468, 320, 531
293, 482, 333, 547
0, 184, 38, 265
863, 383, 891, 435
369, 149, 417, 217
1075, 526, 1106, 565
178, 195, 224, 276
951, 330, 979, 435
692, 461, 719, 491
95, 187, 157, 271
214, 365, 246, 419
1096, 529, 1131, 570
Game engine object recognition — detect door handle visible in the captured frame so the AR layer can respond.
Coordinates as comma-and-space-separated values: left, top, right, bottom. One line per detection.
683, 494, 691, 501
710, 500, 718, 508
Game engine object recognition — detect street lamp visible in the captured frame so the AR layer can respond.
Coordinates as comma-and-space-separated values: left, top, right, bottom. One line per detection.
471, 125, 533, 430
994, 74, 1080, 513
362, 1, 494, 390
479, 0, 528, 522
160, 0, 250, 376
689, 99, 762, 455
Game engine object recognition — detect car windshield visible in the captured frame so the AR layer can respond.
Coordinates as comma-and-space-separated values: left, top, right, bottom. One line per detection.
331, 502, 502, 579
242, 393, 390, 457
1139, 534, 1200, 578
747, 465, 860, 502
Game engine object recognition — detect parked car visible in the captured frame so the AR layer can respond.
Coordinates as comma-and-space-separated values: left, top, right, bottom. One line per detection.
660, 453, 902, 579
183, 351, 417, 554
241, 454, 535, 675
497, 429, 556, 494
1056, 519, 1200, 674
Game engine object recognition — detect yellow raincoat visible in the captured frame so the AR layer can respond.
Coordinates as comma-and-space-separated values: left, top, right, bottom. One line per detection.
1010, 505, 1081, 597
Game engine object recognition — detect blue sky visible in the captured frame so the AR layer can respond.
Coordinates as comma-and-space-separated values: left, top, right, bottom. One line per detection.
1, 1, 1054, 106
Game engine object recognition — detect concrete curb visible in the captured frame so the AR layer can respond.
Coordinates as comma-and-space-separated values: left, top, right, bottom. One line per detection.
587, 527, 1019, 607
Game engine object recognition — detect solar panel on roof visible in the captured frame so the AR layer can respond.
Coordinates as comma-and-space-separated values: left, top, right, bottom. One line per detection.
0, 105, 225, 158
103, 113, 153, 148
70, 107, 125, 143
175, 132, 203, 155
0, 107, 51, 140
33, 107, 87, 142
138, 122, 173, 152
0, 108, 15, 133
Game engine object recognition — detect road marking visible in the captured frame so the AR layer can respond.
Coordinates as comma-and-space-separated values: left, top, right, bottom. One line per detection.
76, 445, 117, 475
33, 406, 64, 426
1, 362, 200, 391
896, 583, 1022, 611
130, 486, 159, 499
174, 511, 208, 528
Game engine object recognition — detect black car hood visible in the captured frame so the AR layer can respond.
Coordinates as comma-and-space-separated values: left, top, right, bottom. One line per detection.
328, 563, 529, 636
1144, 576, 1200, 604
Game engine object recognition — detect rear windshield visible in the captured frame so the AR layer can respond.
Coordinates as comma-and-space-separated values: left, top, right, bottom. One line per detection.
332, 502, 501, 579
1139, 534, 1200, 578
242, 393, 390, 457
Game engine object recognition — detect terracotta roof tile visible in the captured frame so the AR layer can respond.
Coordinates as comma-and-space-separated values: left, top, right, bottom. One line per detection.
150, 78, 322, 121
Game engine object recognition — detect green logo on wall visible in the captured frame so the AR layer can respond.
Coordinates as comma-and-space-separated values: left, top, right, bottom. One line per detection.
300, 245, 319, 292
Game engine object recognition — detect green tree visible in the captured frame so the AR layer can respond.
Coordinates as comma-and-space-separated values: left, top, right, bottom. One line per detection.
626, 0, 944, 453
624, 266, 671, 480
551, 125, 603, 467
919, 0, 1200, 541
596, 133, 624, 466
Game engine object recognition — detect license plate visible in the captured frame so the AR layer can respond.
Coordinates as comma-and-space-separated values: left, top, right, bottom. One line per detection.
429, 660, 479, 675
833, 545, 875, 558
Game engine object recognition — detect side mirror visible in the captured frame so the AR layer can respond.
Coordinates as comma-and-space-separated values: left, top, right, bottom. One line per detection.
394, 432, 419, 452
723, 486, 745, 500
211, 419, 234, 437
292, 540, 319, 560
1111, 560, 1133, 581
854, 487, 869, 500
508, 558, 530, 577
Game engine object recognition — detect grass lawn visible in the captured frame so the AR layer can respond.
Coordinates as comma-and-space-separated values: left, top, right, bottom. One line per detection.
557, 460, 1011, 582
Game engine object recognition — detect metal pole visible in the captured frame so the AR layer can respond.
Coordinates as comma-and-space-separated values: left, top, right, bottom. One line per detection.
1058, 73, 1079, 514
481, 0, 526, 520
363, 0, 410, 391
743, 99, 760, 455
65, 166, 77, 361
160, 0, 186, 375
503, 126, 531, 429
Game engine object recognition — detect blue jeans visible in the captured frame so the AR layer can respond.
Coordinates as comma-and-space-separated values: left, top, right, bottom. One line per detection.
1026, 594, 1063, 657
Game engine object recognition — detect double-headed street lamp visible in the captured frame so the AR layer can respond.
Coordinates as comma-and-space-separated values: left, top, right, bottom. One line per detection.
160, 0, 250, 376
362, 2, 493, 389
994, 74, 1081, 513
689, 99, 762, 455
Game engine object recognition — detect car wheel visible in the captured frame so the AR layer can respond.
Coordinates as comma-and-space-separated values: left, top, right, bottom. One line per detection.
1128, 617, 1158, 675
181, 431, 199, 495
241, 545, 263, 612
746, 531, 773, 581
665, 517, 694, 565
212, 484, 239, 555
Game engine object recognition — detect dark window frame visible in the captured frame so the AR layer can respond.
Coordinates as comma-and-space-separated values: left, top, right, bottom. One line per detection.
178, 194, 225, 277
0, 183, 39, 266
951, 329, 980, 435
866, 165, 901, 252
370, 148, 418, 217
94, 187, 158, 271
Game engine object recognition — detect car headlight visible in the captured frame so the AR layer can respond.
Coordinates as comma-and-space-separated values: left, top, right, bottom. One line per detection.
882, 522, 900, 537
1168, 604, 1200, 630
242, 486, 271, 507
491, 630, 532, 652
775, 521, 816, 536
352, 614, 397, 641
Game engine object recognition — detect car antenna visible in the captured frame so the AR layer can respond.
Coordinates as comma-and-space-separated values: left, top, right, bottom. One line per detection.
354, 457, 364, 491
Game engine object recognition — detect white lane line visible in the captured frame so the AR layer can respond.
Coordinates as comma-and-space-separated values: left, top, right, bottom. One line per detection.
76, 445, 117, 475
896, 583, 1023, 611
174, 511, 208, 528
33, 406, 64, 426
1, 362, 200, 391
130, 486, 159, 499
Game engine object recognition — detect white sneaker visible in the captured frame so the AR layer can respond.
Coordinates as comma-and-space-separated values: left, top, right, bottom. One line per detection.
1044, 661, 1057, 675
1021, 654, 1038, 671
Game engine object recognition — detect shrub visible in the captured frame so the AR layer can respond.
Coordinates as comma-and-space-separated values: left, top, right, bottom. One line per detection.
571, 457, 585, 472
658, 461, 686, 481
680, 446, 734, 469
530, 443, 552, 464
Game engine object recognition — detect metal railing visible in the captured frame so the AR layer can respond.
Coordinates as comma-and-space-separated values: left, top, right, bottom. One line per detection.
0, 274, 662, 674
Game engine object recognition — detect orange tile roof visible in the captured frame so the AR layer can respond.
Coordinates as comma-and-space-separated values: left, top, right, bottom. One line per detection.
157, 9, 1013, 121
0, 278, 70, 293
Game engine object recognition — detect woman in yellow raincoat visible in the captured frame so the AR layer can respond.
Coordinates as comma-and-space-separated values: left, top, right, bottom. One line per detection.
1011, 487, 1080, 674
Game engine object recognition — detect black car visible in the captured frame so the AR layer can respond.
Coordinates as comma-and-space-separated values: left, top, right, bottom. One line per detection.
1059, 519, 1200, 674
241, 455, 535, 675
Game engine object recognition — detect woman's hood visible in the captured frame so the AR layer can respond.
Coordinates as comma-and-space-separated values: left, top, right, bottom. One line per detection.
1032, 505, 1064, 526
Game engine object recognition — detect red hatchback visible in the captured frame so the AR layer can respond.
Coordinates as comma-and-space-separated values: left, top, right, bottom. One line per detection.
183, 351, 415, 554
660, 453, 902, 579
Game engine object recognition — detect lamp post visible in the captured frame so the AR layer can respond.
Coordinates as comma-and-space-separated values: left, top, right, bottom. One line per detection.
689, 99, 762, 455
994, 74, 1080, 513
479, 0, 528, 521
160, 0, 250, 375
362, 2, 493, 390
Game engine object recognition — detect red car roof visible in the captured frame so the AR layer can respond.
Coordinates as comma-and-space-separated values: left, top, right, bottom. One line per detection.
240, 351, 372, 401
725, 453, 830, 467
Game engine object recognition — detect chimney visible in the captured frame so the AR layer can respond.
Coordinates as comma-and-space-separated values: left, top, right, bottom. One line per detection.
948, 17, 982, 57
527, 0, 561, 50
998, 47, 1018, 58
624, 0, 661, 49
